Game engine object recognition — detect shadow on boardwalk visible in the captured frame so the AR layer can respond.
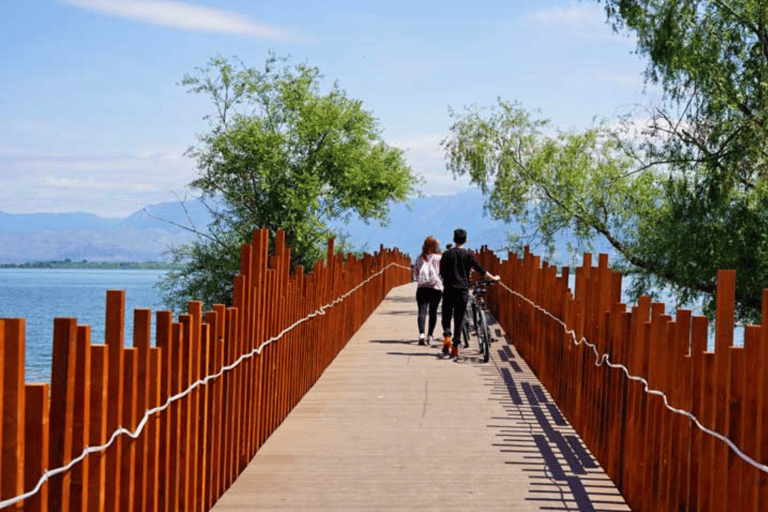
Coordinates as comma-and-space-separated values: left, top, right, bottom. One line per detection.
211, 283, 630, 512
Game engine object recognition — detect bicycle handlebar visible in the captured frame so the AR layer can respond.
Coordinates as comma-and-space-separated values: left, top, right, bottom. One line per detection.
471, 278, 498, 291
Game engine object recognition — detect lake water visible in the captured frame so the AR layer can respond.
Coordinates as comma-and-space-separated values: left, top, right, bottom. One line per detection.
0, 268, 735, 383
0, 269, 166, 383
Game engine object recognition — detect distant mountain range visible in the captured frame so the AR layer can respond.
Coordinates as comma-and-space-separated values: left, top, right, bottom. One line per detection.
0, 201, 211, 263
0, 189, 608, 265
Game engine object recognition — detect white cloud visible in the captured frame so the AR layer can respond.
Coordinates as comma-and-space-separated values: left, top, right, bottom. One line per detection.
524, 2, 630, 42
0, 149, 197, 216
61, 0, 304, 40
391, 135, 473, 196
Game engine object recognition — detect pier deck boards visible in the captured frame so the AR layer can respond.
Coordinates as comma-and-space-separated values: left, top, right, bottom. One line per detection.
211, 283, 630, 511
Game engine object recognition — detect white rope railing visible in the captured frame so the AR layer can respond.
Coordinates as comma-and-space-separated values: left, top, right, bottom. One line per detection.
0, 261, 410, 510
495, 280, 768, 475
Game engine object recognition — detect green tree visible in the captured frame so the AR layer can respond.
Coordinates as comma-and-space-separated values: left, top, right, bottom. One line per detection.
442, 95, 768, 322
443, 1, 768, 322
159, 53, 419, 313
601, 0, 768, 321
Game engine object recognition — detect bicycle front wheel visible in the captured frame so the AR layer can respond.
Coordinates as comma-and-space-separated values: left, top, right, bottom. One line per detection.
477, 308, 491, 363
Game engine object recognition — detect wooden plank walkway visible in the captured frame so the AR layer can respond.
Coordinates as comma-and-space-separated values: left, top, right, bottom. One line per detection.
211, 283, 631, 512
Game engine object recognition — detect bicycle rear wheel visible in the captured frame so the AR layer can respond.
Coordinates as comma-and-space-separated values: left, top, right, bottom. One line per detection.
461, 316, 470, 349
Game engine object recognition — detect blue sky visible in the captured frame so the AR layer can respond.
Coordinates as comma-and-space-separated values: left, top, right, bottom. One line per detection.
1, 0, 648, 217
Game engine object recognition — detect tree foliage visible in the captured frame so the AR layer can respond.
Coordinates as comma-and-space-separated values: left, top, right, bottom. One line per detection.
158, 53, 419, 313
444, 1, 768, 321
601, 0, 768, 321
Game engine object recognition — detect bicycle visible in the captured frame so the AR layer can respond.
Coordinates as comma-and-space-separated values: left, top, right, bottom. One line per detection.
459, 279, 495, 362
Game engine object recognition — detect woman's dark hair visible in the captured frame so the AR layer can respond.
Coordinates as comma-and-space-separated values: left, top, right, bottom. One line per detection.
421, 236, 441, 259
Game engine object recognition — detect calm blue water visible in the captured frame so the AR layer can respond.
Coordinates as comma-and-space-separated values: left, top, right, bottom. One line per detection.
0, 269, 166, 383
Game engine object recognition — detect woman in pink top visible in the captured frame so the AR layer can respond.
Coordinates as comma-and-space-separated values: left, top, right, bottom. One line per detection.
411, 236, 443, 345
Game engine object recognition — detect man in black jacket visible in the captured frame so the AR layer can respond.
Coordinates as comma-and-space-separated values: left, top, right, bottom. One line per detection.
439, 228, 500, 358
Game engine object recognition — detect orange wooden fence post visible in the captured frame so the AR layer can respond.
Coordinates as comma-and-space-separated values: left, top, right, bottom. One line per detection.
104, 290, 125, 512
1, 318, 24, 512
24, 383, 48, 512
668, 308, 692, 512
133, 309, 152, 512
71, 325, 92, 512
154, 310, 172, 512
756, 290, 768, 511
49, 317, 77, 512
88, 345, 108, 512
146, 346, 162, 512
713, 269, 735, 512
119, 347, 137, 512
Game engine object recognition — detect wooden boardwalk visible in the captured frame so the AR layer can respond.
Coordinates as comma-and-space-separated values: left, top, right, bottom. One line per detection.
210, 283, 631, 512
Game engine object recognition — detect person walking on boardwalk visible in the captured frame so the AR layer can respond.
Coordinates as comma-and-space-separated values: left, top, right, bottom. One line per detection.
412, 235, 443, 345
439, 228, 500, 359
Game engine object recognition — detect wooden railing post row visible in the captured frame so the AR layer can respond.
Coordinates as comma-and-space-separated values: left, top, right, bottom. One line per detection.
474, 246, 768, 512
0, 234, 410, 512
